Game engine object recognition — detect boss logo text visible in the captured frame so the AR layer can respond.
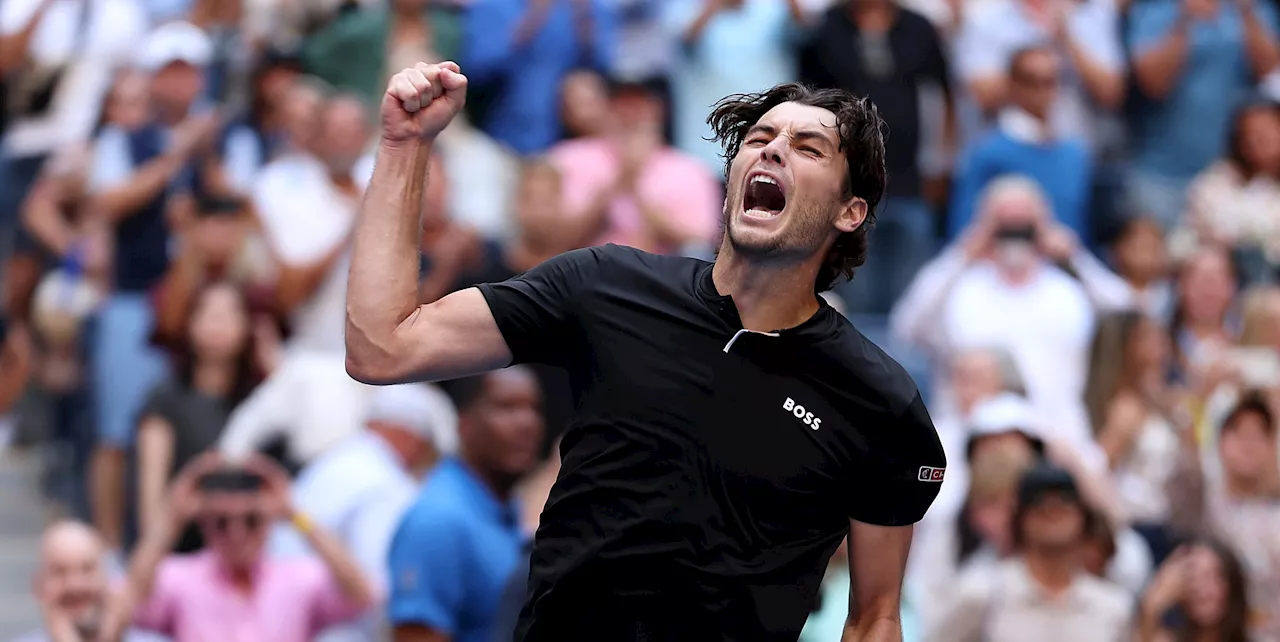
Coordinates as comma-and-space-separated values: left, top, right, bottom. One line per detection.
782, 397, 822, 430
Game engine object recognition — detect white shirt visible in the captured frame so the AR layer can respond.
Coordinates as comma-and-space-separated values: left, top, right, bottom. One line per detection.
218, 350, 374, 465
268, 432, 418, 592
0, 0, 148, 157
252, 152, 373, 353
891, 245, 1134, 452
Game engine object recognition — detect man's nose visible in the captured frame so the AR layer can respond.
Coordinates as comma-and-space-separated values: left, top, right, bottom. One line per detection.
759, 137, 788, 166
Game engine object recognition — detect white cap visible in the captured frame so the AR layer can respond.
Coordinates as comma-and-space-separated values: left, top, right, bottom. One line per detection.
965, 392, 1044, 454
135, 22, 213, 72
365, 384, 459, 455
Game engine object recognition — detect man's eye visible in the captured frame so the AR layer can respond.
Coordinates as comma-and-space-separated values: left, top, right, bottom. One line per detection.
800, 146, 821, 156
746, 138, 768, 146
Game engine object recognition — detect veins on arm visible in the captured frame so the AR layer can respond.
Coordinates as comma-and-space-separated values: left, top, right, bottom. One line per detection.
842, 521, 912, 642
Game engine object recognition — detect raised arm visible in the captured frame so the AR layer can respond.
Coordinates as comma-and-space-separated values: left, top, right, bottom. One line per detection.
345, 62, 512, 385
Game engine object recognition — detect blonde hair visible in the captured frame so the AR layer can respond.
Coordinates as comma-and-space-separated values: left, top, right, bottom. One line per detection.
967, 446, 1034, 504
1239, 285, 1280, 347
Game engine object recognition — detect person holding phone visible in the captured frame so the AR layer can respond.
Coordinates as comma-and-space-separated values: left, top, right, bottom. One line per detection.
105, 453, 375, 642
893, 174, 1134, 456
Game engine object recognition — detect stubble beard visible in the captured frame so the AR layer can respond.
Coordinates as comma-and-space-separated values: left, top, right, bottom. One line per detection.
723, 186, 834, 262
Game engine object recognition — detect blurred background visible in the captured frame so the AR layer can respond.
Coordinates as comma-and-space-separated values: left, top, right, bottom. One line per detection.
3, 0, 1280, 640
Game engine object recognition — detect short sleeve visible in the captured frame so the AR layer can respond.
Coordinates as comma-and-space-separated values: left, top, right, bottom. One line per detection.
1126, 0, 1180, 56
140, 383, 180, 425
475, 245, 609, 367
88, 126, 135, 193
386, 508, 471, 633
847, 393, 947, 526
1069, 0, 1124, 72
131, 559, 182, 634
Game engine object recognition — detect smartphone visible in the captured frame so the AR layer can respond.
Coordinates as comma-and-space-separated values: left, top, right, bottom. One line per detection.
198, 469, 265, 493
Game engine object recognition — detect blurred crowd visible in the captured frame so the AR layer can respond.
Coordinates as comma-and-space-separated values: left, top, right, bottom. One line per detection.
5, 0, 1280, 640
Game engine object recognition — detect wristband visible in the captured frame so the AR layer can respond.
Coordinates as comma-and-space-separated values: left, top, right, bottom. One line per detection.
291, 511, 315, 535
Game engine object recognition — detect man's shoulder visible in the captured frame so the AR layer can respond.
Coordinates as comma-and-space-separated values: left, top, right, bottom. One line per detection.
819, 315, 922, 414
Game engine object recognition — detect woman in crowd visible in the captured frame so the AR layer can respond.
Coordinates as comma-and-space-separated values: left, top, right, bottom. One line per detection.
1138, 539, 1251, 642
1085, 310, 1181, 562
1110, 217, 1173, 321
1169, 393, 1280, 641
1181, 99, 1280, 280
1198, 285, 1280, 450
1169, 248, 1239, 386
134, 281, 258, 553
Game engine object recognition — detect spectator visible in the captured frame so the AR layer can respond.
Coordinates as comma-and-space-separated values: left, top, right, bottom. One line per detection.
271, 383, 458, 587
914, 445, 1034, 634
1138, 539, 1252, 642
151, 194, 274, 347
1168, 392, 1280, 641
1169, 247, 1238, 386
667, 0, 811, 179
87, 22, 220, 555
559, 69, 612, 140
15, 520, 164, 642
1179, 98, 1280, 275
552, 77, 722, 257
387, 367, 544, 642
927, 464, 1134, 642
255, 92, 372, 354
0, 0, 148, 249
1126, 0, 1280, 227
110, 453, 375, 642
135, 281, 259, 554
1197, 285, 1280, 440
800, 0, 953, 314
1084, 310, 1182, 560
215, 50, 304, 197
952, 0, 1125, 145
949, 46, 1093, 243
1110, 217, 1173, 321
0, 320, 32, 429
463, 0, 615, 154
892, 175, 1132, 454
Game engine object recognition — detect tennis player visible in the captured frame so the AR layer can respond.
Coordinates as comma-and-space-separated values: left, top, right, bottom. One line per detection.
347, 61, 946, 642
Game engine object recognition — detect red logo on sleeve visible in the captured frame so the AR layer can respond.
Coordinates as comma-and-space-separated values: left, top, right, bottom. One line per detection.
918, 466, 945, 482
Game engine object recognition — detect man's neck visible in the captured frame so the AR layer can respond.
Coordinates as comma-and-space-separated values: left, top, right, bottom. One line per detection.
192, 361, 235, 398
711, 246, 821, 332
1225, 471, 1277, 499
1023, 549, 1076, 596
459, 453, 517, 500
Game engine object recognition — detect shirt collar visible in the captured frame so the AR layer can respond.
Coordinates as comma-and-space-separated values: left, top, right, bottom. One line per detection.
438, 457, 520, 529
998, 107, 1052, 145
695, 261, 841, 342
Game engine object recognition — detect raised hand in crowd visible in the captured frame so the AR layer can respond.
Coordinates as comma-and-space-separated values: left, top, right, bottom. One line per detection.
1139, 546, 1190, 642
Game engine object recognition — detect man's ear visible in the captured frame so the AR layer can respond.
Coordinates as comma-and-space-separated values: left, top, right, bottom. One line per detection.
835, 198, 868, 234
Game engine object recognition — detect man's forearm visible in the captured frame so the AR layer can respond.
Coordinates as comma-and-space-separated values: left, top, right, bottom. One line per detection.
842, 616, 902, 642
346, 140, 432, 374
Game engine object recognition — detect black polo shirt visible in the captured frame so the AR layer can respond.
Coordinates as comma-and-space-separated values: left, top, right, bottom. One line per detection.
477, 244, 945, 642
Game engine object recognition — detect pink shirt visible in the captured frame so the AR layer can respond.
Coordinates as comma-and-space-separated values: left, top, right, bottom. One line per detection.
132, 551, 367, 642
550, 138, 722, 254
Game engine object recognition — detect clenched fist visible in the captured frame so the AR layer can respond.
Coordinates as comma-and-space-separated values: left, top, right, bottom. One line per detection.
382, 61, 468, 144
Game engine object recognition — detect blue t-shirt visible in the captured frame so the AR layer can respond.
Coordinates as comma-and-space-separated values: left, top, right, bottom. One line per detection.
387, 458, 524, 642
1126, 0, 1277, 180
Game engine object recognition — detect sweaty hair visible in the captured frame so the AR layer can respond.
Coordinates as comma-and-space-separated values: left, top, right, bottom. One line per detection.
706, 83, 887, 293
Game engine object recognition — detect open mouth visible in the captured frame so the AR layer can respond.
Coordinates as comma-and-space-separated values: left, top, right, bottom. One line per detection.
743, 173, 786, 219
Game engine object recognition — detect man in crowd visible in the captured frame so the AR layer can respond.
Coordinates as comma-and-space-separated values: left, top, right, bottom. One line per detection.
271, 383, 458, 591
88, 21, 220, 556
927, 464, 1134, 641
949, 46, 1092, 243
387, 368, 544, 642
892, 175, 1132, 455
16, 521, 164, 642
107, 453, 375, 642
551, 76, 721, 257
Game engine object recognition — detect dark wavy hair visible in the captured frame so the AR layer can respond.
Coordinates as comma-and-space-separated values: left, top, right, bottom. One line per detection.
706, 83, 888, 293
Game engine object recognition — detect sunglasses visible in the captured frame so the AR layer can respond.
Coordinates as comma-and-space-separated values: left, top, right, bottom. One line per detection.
205, 511, 266, 534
